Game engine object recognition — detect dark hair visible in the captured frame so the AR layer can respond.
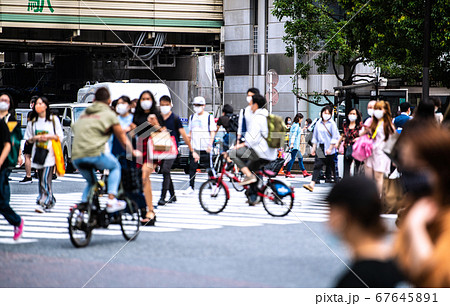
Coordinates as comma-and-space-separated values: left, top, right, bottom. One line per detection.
0, 92, 13, 110
33, 96, 51, 122
251, 94, 266, 109
320, 105, 333, 117
306, 118, 312, 125
293, 113, 304, 123
133, 90, 163, 128
223, 104, 233, 114
160, 95, 171, 104
431, 97, 441, 108
400, 102, 411, 113
111, 99, 119, 109
118, 95, 131, 105
345, 107, 362, 127
327, 176, 386, 236
94, 87, 110, 102
247, 88, 260, 95
285, 117, 292, 125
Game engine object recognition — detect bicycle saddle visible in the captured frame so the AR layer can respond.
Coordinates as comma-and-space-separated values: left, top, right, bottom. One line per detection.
262, 169, 277, 178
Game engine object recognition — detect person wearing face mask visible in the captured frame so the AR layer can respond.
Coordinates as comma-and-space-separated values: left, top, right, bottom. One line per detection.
129, 90, 164, 225
327, 176, 405, 288
336, 108, 363, 178
364, 100, 376, 124
430, 97, 444, 124
303, 105, 339, 192
182, 96, 216, 195
159, 95, 198, 205
285, 113, 311, 178
237, 88, 260, 144
0, 93, 24, 240
362, 100, 395, 195
24, 97, 64, 213
394, 125, 450, 287
393, 102, 412, 132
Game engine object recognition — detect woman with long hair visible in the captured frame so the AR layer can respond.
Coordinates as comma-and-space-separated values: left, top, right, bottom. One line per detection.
24, 97, 64, 213
362, 100, 395, 194
130, 90, 163, 225
285, 113, 311, 178
337, 108, 363, 177
394, 125, 450, 287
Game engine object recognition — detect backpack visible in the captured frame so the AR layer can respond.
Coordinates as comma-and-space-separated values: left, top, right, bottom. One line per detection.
228, 113, 239, 133
265, 114, 286, 148
3, 115, 23, 168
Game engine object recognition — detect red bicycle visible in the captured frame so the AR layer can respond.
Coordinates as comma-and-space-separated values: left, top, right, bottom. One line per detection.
198, 156, 295, 217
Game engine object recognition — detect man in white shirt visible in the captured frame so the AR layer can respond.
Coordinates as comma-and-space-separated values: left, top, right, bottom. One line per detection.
237, 88, 260, 144
229, 94, 277, 186
183, 96, 216, 194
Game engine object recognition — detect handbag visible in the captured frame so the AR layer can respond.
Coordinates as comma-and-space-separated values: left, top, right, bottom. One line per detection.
383, 132, 400, 159
148, 135, 178, 161
52, 138, 65, 176
351, 123, 381, 162
32, 146, 49, 165
150, 131, 173, 152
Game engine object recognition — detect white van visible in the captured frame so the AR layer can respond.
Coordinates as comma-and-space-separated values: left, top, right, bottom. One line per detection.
77, 82, 171, 105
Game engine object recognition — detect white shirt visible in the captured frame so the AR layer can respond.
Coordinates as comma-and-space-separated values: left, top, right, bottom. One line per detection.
24, 116, 64, 169
237, 105, 253, 137
244, 108, 277, 161
189, 112, 216, 151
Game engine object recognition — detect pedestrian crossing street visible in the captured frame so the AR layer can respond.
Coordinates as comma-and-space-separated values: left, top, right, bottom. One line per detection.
1, 173, 334, 244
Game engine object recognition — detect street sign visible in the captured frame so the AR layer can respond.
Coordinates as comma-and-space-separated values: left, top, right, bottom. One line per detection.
265, 88, 279, 106
266, 69, 279, 87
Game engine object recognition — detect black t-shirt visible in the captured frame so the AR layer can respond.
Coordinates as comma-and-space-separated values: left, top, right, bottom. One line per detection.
217, 114, 231, 132
0, 119, 11, 171
336, 260, 406, 288
163, 113, 183, 147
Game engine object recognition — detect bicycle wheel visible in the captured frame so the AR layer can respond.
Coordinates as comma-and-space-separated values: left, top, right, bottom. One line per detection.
230, 171, 245, 192
68, 206, 92, 248
120, 199, 140, 241
262, 181, 294, 217
199, 179, 228, 214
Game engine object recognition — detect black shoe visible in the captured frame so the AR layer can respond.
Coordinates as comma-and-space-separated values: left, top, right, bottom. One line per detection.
19, 176, 32, 184
168, 196, 177, 203
32, 172, 38, 179
52, 174, 57, 180
158, 199, 168, 206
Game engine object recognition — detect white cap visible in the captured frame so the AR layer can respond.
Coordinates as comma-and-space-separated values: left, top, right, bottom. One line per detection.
192, 96, 206, 105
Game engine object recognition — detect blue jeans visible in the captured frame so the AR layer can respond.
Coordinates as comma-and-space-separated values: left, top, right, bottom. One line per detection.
285, 149, 306, 172
73, 153, 121, 202
0, 168, 21, 227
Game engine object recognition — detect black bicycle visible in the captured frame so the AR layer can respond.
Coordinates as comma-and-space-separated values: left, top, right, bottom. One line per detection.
68, 167, 140, 248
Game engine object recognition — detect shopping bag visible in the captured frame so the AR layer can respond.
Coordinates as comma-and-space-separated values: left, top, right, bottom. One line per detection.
352, 135, 373, 162
150, 131, 173, 152
148, 135, 178, 161
52, 138, 65, 176
381, 177, 404, 214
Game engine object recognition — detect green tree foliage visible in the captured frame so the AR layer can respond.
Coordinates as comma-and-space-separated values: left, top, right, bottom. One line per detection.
339, 0, 450, 87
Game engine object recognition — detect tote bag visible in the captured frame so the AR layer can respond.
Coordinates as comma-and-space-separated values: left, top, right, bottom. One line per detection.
148, 135, 178, 161
52, 138, 65, 176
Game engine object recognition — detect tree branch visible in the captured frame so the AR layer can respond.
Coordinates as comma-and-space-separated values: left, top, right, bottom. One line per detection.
351, 74, 376, 79
332, 53, 345, 83
294, 92, 333, 107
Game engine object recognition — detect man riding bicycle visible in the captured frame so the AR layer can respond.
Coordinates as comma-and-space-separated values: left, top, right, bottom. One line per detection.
227, 94, 277, 202
72, 87, 140, 213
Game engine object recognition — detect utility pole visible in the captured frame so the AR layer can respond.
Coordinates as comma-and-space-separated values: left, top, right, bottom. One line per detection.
422, 0, 431, 104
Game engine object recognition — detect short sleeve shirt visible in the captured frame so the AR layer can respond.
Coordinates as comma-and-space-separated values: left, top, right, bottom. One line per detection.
71, 102, 120, 160
217, 115, 230, 132
188, 112, 216, 151
163, 113, 183, 147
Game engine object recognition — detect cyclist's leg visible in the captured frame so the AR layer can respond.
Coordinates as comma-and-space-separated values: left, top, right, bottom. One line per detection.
93, 153, 121, 199
73, 158, 97, 202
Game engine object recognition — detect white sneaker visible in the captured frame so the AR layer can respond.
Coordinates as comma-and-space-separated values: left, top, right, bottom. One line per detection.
35, 205, 45, 213
181, 187, 195, 195
106, 198, 127, 213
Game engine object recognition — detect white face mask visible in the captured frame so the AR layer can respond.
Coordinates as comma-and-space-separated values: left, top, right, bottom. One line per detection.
246, 96, 252, 104
116, 103, 129, 115
373, 109, 384, 119
0, 102, 9, 111
322, 114, 331, 121
194, 106, 203, 114
141, 100, 152, 110
160, 105, 172, 115
348, 114, 357, 122
367, 109, 374, 117
131, 107, 135, 114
